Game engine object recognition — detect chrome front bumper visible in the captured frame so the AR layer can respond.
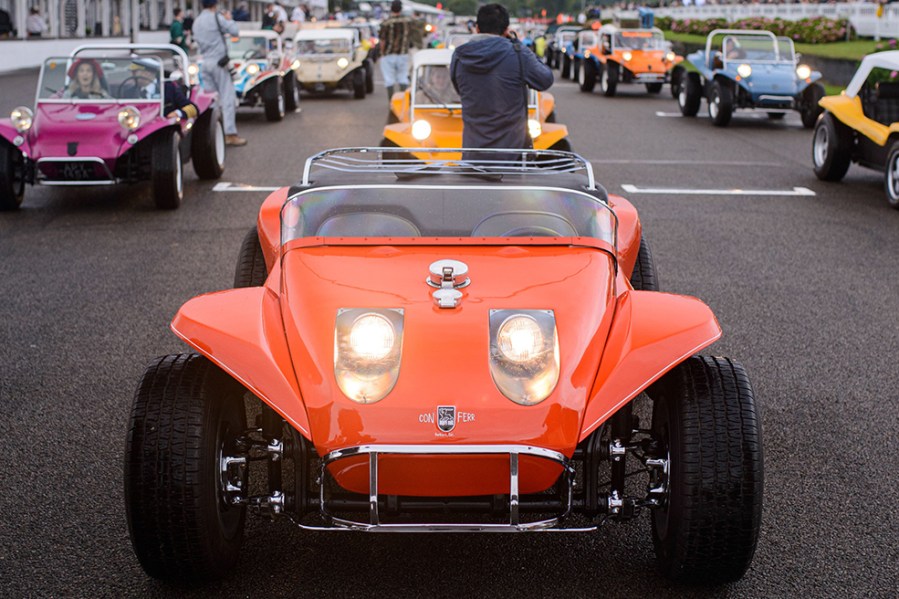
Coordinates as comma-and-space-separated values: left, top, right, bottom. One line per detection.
293, 444, 597, 533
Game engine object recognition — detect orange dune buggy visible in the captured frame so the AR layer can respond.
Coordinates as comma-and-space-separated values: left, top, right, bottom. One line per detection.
577, 25, 680, 97
124, 148, 763, 586
381, 49, 570, 160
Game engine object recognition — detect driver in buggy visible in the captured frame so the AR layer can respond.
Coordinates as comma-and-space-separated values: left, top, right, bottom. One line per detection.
62, 59, 112, 99
416, 65, 458, 106
120, 57, 198, 120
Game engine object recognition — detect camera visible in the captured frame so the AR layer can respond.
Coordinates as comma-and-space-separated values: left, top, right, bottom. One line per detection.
216, 55, 230, 68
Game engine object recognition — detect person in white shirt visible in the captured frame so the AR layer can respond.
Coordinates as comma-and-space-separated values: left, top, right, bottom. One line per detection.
26, 7, 48, 38
291, 5, 306, 23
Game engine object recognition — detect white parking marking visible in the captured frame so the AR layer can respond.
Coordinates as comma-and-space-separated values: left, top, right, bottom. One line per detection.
590, 159, 786, 167
620, 184, 816, 196
213, 182, 282, 192
654, 111, 770, 119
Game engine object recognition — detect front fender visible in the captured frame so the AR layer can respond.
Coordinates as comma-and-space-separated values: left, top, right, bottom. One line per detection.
579, 290, 721, 441
0, 120, 22, 146
171, 281, 311, 438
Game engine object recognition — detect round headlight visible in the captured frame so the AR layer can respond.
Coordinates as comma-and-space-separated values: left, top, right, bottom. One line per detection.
117, 106, 141, 131
411, 119, 431, 141
584, 50, 591, 59
737, 64, 752, 78
796, 64, 811, 80
497, 315, 544, 363
622, 51, 633, 62
246, 63, 260, 75
187, 64, 199, 76
666, 51, 676, 62
349, 313, 396, 361
291, 59, 301, 70
10, 106, 33, 133
337, 57, 349, 69
527, 118, 542, 139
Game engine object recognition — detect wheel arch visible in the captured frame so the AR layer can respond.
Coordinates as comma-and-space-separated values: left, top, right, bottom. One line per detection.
579, 290, 722, 441
170, 285, 312, 440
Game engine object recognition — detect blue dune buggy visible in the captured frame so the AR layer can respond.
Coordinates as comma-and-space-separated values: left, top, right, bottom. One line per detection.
671, 29, 824, 128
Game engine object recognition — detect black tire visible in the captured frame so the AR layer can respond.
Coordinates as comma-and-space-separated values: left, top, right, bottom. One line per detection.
387, 110, 399, 125
545, 111, 556, 123
379, 137, 405, 162
767, 112, 785, 120
571, 58, 580, 84
125, 353, 248, 583
645, 82, 663, 94
364, 61, 375, 94
670, 68, 683, 99
353, 68, 366, 99
884, 141, 899, 209
649, 356, 763, 585
561, 54, 571, 79
152, 130, 183, 210
263, 77, 285, 122
191, 107, 226, 180
234, 226, 268, 287
708, 79, 733, 127
579, 59, 596, 92
630, 236, 659, 291
283, 72, 300, 112
600, 62, 618, 97
0, 141, 26, 211
812, 112, 851, 182
678, 72, 701, 117
799, 83, 824, 129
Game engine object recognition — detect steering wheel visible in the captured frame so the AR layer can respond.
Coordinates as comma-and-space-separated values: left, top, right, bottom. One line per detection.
242, 49, 265, 60
501, 226, 562, 237
117, 75, 155, 98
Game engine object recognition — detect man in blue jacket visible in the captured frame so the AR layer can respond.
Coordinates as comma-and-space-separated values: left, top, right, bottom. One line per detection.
450, 3, 553, 161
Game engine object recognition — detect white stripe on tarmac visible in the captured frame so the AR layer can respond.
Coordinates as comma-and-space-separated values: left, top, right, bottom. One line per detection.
654, 111, 770, 119
620, 184, 815, 196
589, 159, 786, 167
213, 182, 282, 192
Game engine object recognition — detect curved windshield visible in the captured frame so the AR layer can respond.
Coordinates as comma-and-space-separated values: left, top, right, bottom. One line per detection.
613, 30, 666, 51
229, 36, 277, 60
414, 65, 461, 107
296, 38, 351, 55
38, 56, 163, 101
281, 185, 616, 248
720, 34, 781, 63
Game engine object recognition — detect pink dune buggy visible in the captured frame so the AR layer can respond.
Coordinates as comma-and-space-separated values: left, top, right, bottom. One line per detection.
0, 44, 225, 210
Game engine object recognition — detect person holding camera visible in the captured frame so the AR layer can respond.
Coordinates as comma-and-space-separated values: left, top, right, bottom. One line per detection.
192, 0, 246, 146
450, 3, 552, 161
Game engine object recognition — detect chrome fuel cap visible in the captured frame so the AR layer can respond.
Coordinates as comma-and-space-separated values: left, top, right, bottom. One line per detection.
427, 259, 470, 289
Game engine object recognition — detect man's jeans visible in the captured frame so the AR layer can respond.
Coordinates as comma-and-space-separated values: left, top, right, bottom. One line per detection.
380, 53, 410, 88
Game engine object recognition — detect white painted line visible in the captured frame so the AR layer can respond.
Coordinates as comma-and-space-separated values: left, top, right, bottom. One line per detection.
620, 184, 816, 196
588, 158, 786, 167
213, 182, 282, 192
655, 111, 769, 119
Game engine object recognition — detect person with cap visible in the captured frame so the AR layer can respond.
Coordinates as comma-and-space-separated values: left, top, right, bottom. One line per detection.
450, 3, 553, 161
378, 0, 415, 102
121, 58, 198, 120
192, 0, 247, 146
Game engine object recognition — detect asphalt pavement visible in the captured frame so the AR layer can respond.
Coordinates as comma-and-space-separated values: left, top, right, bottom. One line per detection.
1, 66, 898, 598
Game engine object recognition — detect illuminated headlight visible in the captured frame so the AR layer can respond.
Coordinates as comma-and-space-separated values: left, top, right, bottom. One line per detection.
411, 119, 431, 141
666, 51, 676, 62
337, 57, 349, 69
291, 59, 301, 70
527, 118, 541, 139
796, 64, 811, 80
246, 63, 260, 75
623, 51, 632, 62
10, 106, 33, 133
584, 50, 591, 59
737, 63, 752, 78
425, 23, 433, 33
117, 106, 141, 131
489, 310, 560, 406
187, 64, 199, 76
334, 309, 403, 404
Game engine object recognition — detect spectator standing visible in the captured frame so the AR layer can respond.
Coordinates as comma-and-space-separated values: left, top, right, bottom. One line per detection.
0, 8, 14, 38
378, 0, 415, 101
192, 0, 247, 146
450, 3, 553, 161
262, 3, 285, 33
233, 3, 250, 21
170, 8, 190, 53
291, 4, 306, 24
26, 7, 48, 38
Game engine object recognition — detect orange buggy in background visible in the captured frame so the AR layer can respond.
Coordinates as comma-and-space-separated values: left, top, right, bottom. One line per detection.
124, 148, 763, 587
576, 25, 681, 97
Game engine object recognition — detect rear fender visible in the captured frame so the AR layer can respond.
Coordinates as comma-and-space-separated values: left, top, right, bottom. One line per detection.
189, 88, 217, 114
533, 124, 568, 149
607, 194, 640, 278
579, 290, 721, 441
170, 281, 311, 438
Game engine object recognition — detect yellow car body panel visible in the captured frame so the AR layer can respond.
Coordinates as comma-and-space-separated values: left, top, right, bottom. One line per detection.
821, 94, 899, 147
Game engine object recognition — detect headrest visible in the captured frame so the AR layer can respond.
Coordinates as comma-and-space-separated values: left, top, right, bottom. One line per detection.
876, 81, 899, 100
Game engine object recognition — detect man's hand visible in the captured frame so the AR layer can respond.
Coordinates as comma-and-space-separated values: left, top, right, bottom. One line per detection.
166, 109, 184, 119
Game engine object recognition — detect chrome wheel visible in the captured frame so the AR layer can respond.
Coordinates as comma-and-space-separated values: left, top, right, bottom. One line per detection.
887, 148, 899, 207
600, 68, 608, 93
709, 92, 719, 120
214, 119, 226, 168
813, 124, 828, 167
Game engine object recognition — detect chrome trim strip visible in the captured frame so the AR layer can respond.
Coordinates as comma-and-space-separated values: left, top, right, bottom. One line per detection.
758, 94, 794, 102
35, 156, 116, 185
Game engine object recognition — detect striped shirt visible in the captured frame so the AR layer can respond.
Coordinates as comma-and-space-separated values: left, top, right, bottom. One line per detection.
379, 16, 415, 55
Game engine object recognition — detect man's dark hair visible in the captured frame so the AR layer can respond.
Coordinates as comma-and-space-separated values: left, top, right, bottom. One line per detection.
390, 0, 403, 14
476, 3, 509, 36
173, 7, 182, 17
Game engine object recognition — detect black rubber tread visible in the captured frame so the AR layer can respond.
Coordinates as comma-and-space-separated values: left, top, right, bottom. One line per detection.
670, 68, 683, 99
353, 68, 366, 99
364, 60, 375, 94
678, 72, 702, 117
191, 107, 225, 180
545, 111, 556, 123
649, 356, 764, 585
645, 82, 663, 94
885, 141, 899, 209
709, 79, 733, 127
601, 62, 618, 97
283, 72, 300, 111
579, 59, 596, 92
561, 54, 571, 79
800, 83, 824, 129
263, 77, 285, 122
124, 353, 248, 583
233, 226, 268, 288
812, 112, 852, 182
629, 236, 659, 291
379, 137, 405, 162
151, 130, 183, 210
0, 141, 26, 211
766, 112, 786, 120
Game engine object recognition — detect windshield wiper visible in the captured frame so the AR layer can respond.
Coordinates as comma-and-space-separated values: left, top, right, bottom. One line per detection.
418, 83, 455, 115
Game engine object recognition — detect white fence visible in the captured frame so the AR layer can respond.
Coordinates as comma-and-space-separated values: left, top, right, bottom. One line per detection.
652, 2, 898, 39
